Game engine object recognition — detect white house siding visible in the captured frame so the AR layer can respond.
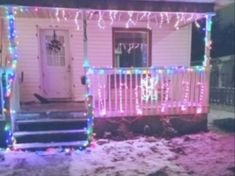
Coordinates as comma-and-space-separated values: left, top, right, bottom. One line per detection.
11, 18, 192, 102
87, 20, 192, 67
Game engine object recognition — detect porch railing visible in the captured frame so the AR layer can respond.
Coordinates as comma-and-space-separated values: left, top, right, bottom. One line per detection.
86, 66, 210, 117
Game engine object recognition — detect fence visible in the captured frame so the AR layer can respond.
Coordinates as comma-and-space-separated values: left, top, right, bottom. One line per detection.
210, 87, 235, 106
210, 55, 235, 107
86, 66, 210, 117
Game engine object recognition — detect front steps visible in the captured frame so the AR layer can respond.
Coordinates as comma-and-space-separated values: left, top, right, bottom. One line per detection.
13, 111, 92, 150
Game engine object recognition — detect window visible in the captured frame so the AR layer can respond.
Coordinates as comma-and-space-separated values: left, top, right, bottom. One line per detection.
113, 28, 151, 67
45, 31, 65, 66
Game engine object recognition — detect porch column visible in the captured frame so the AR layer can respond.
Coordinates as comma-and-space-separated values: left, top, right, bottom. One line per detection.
203, 15, 213, 68
0, 17, 3, 66
82, 10, 89, 68
82, 9, 94, 143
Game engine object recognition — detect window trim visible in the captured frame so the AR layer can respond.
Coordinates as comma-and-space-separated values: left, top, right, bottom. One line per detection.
112, 27, 152, 67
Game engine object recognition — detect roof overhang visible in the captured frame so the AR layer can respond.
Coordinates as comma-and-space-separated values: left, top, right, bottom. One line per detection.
0, 0, 215, 13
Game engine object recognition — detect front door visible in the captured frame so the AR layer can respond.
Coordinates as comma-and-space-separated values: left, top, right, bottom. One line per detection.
40, 29, 71, 99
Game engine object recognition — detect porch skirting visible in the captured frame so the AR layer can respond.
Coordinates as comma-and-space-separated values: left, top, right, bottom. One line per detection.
94, 114, 208, 138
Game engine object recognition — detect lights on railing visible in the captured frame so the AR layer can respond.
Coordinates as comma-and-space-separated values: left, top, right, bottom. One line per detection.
181, 81, 190, 111
85, 66, 206, 75
141, 74, 159, 102
86, 66, 208, 117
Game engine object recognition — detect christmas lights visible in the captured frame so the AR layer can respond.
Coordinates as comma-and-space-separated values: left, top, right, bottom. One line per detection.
125, 11, 135, 28
55, 8, 60, 22
74, 11, 80, 30
2, 7, 19, 147
141, 75, 159, 102
62, 9, 67, 21
97, 11, 105, 29
181, 81, 190, 111
87, 66, 208, 117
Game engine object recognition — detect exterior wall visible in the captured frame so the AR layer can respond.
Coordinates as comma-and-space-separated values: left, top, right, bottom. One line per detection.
87, 20, 192, 67
8, 18, 192, 102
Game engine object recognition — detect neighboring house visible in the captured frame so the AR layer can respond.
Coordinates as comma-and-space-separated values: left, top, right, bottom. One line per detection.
0, 0, 215, 149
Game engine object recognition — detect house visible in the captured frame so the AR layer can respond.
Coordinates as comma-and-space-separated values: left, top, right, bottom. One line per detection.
0, 0, 215, 149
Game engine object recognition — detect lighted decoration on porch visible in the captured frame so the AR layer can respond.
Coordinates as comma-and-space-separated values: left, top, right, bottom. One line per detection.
2, 7, 19, 147
98, 84, 106, 116
2, 71, 15, 147
7, 7, 212, 35
55, 8, 60, 22
196, 82, 205, 114
181, 81, 190, 111
141, 74, 159, 102
161, 79, 170, 113
74, 11, 80, 30
119, 82, 124, 113
98, 11, 105, 29
135, 85, 142, 115
203, 15, 213, 67
125, 11, 135, 28
47, 30, 63, 54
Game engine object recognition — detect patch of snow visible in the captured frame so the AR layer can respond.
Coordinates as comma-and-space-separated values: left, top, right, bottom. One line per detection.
0, 117, 234, 176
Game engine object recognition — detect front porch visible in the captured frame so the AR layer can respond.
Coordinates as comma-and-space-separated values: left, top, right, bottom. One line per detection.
0, 0, 215, 149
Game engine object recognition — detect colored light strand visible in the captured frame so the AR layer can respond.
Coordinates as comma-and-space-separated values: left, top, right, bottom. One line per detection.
74, 11, 80, 30
97, 11, 105, 29
181, 81, 190, 111
62, 9, 67, 21
2, 7, 19, 148
55, 8, 60, 22
125, 11, 135, 28
203, 15, 213, 67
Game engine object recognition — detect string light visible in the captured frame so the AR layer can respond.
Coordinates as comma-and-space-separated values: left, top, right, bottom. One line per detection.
55, 8, 60, 22
181, 81, 190, 111
109, 11, 114, 26
88, 10, 95, 20
97, 11, 105, 29
62, 9, 67, 21
141, 75, 158, 102
2, 7, 19, 147
139, 12, 147, 21
174, 13, 180, 30
74, 11, 80, 30
146, 12, 151, 29
159, 12, 164, 28
125, 11, 135, 28
88, 66, 208, 117
164, 12, 170, 24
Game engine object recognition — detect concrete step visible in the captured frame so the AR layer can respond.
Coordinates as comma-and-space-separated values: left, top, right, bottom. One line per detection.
16, 111, 87, 120
13, 141, 88, 149
14, 129, 87, 137
16, 119, 88, 131
14, 129, 88, 143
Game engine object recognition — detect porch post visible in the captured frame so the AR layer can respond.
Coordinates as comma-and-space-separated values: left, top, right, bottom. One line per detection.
203, 15, 212, 68
203, 14, 213, 113
82, 10, 89, 68
82, 9, 94, 143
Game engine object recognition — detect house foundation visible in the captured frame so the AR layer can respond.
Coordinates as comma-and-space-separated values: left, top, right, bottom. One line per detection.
94, 114, 208, 138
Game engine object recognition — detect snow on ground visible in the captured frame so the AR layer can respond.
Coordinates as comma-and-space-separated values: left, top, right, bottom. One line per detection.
0, 109, 234, 176
0, 131, 234, 176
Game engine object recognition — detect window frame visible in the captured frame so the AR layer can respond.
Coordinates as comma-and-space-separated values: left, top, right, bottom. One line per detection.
112, 27, 152, 68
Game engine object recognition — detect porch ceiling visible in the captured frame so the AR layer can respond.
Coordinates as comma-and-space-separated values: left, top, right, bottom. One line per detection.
0, 0, 215, 13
